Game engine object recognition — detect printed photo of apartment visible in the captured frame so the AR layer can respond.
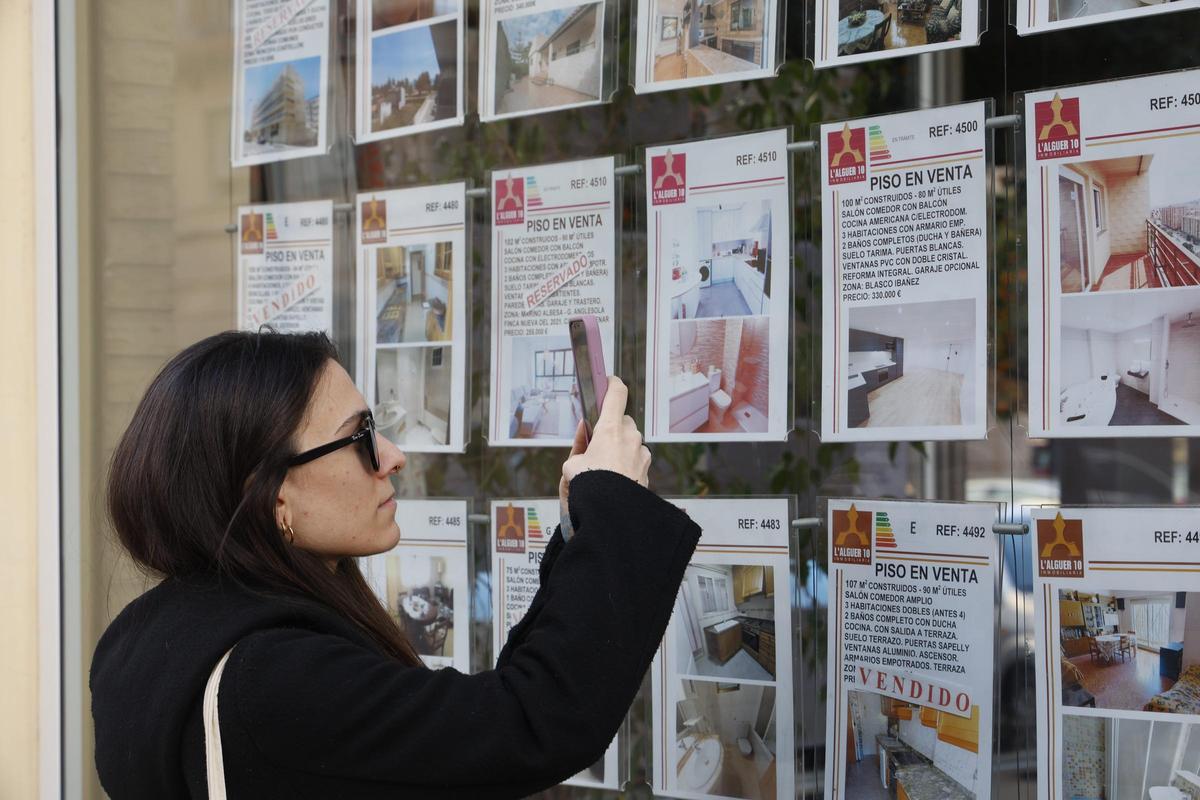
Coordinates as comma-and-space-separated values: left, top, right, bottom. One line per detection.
374, 345, 453, 447
370, 18, 458, 132
845, 298, 977, 430
242, 57, 321, 154
1049, 0, 1190, 22
835, 0, 962, 59
667, 317, 769, 435
369, 553, 455, 664
674, 564, 776, 682
1058, 588, 1200, 715
1061, 714, 1200, 799
650, 0, 768, 82
668, 199, 772, 319
1057, 152, 1200, 293
1058, 288, 1200, 428
374, 242, 453, 344
675, 680, 777, 798
493, 3, 603, 116
504, 334, 584, 440
372, 0, 458, 28
842, 688, 982, 800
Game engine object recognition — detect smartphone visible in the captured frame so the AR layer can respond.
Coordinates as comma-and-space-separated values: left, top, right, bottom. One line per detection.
569, 315, 609, 442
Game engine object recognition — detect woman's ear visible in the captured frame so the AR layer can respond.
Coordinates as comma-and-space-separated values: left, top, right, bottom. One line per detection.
275, 478, 294, 531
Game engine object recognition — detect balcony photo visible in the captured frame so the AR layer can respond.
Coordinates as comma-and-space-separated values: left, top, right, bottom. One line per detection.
370, 19, 459, 132
493, 3, 604, 116
650, 0, 767, 82
1057, 152, 1200, 294
674, 564, 777, 682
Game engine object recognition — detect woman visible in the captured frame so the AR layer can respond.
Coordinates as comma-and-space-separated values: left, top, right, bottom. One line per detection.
91, 330, 700, 798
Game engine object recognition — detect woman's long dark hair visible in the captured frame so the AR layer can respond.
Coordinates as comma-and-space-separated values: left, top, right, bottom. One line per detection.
107, 330, 420, 665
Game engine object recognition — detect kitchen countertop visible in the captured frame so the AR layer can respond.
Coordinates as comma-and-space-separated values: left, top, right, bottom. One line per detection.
738, 617, 774, 634
894, 763, 972, 800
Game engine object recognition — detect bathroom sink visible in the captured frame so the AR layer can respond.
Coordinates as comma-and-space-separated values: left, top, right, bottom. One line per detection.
374, 401, 407, 434
670, 370, 709, 398
679, 736, 723, 792
1149, 788, 1186, 800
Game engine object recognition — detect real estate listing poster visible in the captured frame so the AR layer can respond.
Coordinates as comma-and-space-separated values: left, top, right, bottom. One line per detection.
1025, 70, 1200, 438
236, 200, 333, 333
812, 0, 978, 68
644, 129, 792, 443
650, 496, 795, 800
824, 498, 996, 800
231, 0, 330, 167
354, 0, 464, 142
361, 499, 470, 671
1016, 0, 1200, 35
632, 0, 779, 94
488, 156, 616, 447
820, 102, 989, 442
1030, 507, 1200, 800
490, 498, 622, 789
356, 183, 467, 452
478, 0, 607, 122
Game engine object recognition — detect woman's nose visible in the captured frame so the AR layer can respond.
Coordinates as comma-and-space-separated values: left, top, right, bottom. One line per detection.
378, 434, 406, 475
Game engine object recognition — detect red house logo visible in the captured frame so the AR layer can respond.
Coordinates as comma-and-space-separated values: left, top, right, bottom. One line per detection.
1034, 94, 1081, 160
831, 504, 873, 565
360, 198, 388, 245
240, 213, 264, 255
494, 174, 525, 225
495, 504, 526, 554
1037, 513, 1085, 578
827, 124, 866, 185
650, 150, 687, 205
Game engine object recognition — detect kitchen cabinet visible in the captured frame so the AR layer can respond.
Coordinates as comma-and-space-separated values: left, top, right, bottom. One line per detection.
936, 705, 980, 753
920, 707, 939, 728
1062, 635, 1092, 658
764, 566, 774, 597
848, 383, 870, 427
704, 621, 742, 663
881, 697, 914, 720
1060, 600, 1084, 627
733, 565, 764, 603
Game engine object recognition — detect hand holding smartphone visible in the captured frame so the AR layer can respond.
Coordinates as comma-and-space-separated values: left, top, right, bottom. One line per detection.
568, 315, 609, 443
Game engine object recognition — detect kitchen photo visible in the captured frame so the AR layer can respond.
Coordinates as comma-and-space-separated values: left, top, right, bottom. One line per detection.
1056, 150, 1200, 294
1058, 588, 1200, 715
1058, 288, 1200, 429
668, 198, 772, 319
675, 679, 777, 799
842, 688, 981, 800
366, 552, 455, 666
844, 298, 977, 430
374, 345, 452, 448
667, 317, 770, 435
1061, 713, 1200, 800
374, 241, 453, 344
503, 334, 584, 441
674, 563, 777, 681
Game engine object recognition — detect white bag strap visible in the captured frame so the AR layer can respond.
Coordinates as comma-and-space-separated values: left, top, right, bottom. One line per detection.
203, 646, 236, 800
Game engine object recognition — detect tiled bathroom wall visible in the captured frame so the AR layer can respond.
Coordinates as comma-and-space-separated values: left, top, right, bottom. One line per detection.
1062, 714, 1106, 799
739, 316, 771, 415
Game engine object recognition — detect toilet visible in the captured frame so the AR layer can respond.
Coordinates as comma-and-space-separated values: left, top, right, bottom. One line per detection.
708, 367, 732, 425
735, 722, 753, 757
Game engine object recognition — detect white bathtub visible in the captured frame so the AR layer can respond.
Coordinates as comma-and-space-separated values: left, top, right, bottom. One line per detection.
1060, 376, 1116, 427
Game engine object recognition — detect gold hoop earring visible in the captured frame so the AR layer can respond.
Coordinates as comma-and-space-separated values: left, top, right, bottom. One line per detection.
283, 524, 295, 544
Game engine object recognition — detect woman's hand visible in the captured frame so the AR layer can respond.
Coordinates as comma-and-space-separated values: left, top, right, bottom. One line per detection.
560, 378, 651, 518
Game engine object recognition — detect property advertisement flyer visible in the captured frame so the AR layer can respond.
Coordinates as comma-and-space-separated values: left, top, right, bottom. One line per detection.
824, 499, 996, 800
490, 498, 621, 789
488, 156, 616, 447
1025, 70, 1200, 438
632, 0, 779, 94
821, 102, 989, 442
1017, 0, 1200, 35
231, 0, 330, 167
354, 0, 464, 143
478, 0, 607, 122
361, 499, 470, 672
1030, 507, 1200, 800
812, 0, 979, 68
356, 182, 467, 452
650, 497, 795, 800
643, 129, 791, 443
236, 200, 333, 333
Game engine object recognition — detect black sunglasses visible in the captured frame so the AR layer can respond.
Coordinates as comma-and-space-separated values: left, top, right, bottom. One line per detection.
288, 412, 380, 472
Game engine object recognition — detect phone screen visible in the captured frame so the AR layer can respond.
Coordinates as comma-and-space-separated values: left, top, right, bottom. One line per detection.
570, 320, 600, 434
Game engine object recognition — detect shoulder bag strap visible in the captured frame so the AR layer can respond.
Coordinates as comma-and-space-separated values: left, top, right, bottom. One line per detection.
203, 646, 237, 800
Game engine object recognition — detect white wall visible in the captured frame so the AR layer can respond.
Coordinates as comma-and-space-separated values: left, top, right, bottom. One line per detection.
1061, 327, 1092, 389
548, 48, 600, 97
715, 683, 766, 743
1088, 330, 1119, 379
376, 348, 426, 419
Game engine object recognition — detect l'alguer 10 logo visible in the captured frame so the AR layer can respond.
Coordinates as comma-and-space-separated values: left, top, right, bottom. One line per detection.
1034, 93, 1081, 160
832, 504, 873, 565
1037, 512, 1084, 578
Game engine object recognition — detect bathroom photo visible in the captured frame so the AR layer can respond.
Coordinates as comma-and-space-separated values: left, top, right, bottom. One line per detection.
502, 334, 585, 441
374, 241, 453, 344
844, 298, 977, 430
667, 198, 773, 319
374, 345, 453, 447
1058, 288, 1200, 429
1061, 713, 1200, 800
841, 688, 981, 800
367, 552, 455, 666
674, 563, 776, 681
675, 680, 777, 799
667, 317, 770, 434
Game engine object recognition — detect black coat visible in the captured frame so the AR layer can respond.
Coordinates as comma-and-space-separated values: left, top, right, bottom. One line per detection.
91, 470, 701, 798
